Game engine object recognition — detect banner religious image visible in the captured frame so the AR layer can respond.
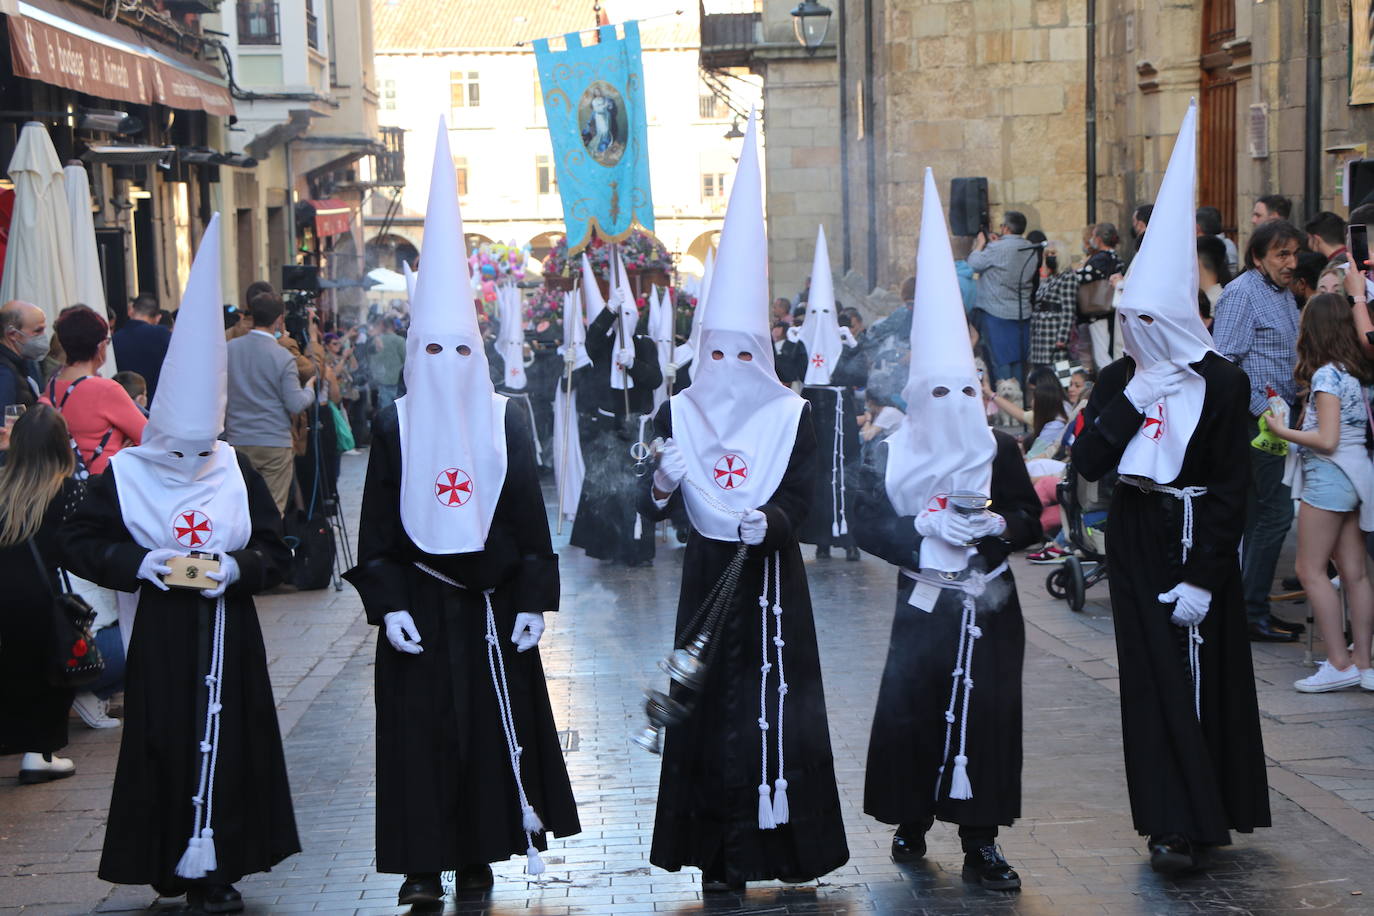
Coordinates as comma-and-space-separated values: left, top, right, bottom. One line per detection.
534, 22, 654, 255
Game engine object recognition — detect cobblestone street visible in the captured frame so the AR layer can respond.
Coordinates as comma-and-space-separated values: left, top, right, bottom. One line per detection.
4, 451, 1374, 915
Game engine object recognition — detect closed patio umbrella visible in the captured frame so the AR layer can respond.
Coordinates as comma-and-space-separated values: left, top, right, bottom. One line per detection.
65, 162, 115, 375
0, 122, 76, 326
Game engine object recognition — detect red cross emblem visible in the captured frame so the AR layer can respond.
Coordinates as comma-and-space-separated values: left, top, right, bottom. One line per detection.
926, 494, 949, 513
1142, 402, 1166, 441
811, 353, 826, 368
713, 453, 748, 490
173, 509, 212, 548
435, 468, 473, 507
510, 368, 520, 377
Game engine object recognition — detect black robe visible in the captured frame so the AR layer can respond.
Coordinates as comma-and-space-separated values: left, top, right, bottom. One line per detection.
852, 430, 1041, 828
777, 341, 871, 548
568, 307, 663, 564
1071, 352, 1270, 843
343, 403, 580, 874
644, 403, 849, 883
61, 454, 299, 887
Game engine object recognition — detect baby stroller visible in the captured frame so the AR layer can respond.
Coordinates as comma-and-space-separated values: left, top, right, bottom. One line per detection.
1045, 460, 1112, 612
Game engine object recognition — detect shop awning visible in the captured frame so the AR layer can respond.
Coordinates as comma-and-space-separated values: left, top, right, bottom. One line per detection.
304, 198, 352, 239
5, 0, 234, 117
81, 144, 175, 165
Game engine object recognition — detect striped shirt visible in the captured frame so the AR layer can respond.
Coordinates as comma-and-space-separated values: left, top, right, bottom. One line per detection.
1211, 268, 1299, 416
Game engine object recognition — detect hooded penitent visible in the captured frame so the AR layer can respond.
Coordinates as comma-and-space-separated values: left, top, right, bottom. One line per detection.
674, 247, 714, 370
495, 283, 528, 390
1117, 101, 1215, 485
608, 249, 638, 390
402, 260, 416, 299
670, 110, 805, 543
649, 285, 675, 409
110, 214, 250, 555
554, 287, 590, 521
396, 118, 508, 555
793, 225, 843, 386
885, 169, 997, 573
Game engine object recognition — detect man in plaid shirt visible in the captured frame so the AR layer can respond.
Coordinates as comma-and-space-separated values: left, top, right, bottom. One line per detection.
1210, 219, 1304, 642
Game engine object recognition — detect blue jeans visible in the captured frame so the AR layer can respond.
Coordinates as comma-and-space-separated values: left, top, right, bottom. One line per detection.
88, 625, 125, 700
1242, 446, 1292, 623
975, 310, 1030, 384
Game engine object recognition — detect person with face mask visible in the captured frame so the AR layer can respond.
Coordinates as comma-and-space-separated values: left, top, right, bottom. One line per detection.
0, 300, 49, 411
60, 216, 300, 913
850, 169, 1042, 891
777, 226, 870, 561
343, 124, 579, 908
644, 112, 849, 893
1071, 103, 1270, 874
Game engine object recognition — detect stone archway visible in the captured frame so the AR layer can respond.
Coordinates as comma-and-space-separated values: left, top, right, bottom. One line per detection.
366, 233, 420, 272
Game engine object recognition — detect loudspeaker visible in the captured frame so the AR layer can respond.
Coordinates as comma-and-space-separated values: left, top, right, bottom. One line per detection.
949, 177, 989, 237
281, 265, 320, 293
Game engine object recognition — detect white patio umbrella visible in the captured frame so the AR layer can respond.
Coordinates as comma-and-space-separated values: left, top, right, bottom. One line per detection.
366, 267, 408, 293
65, 162, 115, 375
0, 122, 75, 325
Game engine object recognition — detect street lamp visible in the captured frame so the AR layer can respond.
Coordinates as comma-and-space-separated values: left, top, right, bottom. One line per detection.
790, 1, 832, 53
724, 119, 744, 140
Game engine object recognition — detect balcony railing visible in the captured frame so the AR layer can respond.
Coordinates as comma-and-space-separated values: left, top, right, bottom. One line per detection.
374, 126, 405, 188
699, 10, 760, 68
237, 1, 279, 45
306, 9, 319, 50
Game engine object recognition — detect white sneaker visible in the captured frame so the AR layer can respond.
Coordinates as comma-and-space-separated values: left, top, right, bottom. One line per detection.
1294, 660, 1362, 693
71, 691, 120, 729
18, 752, 76, 784
1361, 668, 1374, 691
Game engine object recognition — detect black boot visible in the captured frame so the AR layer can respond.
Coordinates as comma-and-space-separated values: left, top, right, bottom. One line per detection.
891, 822, 929, 860
815, 545, 831, 559
456, 863, 494, 890
1148, 834, 1197, 874
186, 884, 243, 914
845, 545, 861, 562
398, 873, 444, 906
961, 845, 1021, 890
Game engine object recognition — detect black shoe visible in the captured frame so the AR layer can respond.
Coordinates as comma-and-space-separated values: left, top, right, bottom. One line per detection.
891, 824, 928, 860
701, 867, 744, 893
1281, 576, 1301, 591
815, 546, 831, 559
456, 863, 494, 890
1268, 614, 1304, 634
398, 873, 443, 906
845, 546, 861, 562
1249, 618, 1300, 642
961, 845, 1021, 890
1148, 834, 1197, 874
186, 884, 243, 914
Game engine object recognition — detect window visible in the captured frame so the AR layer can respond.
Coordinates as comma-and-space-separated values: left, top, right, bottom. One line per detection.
536, 155, 557, 195
454, 156, 469, 197
699, 92, 726, 120
701, 172, 728, 201
449, 70, 481, 118
381, 79, 397, 111
237, 1, 280, 45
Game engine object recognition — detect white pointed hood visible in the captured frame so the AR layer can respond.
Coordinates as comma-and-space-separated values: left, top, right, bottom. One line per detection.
110, 215, 251, 554
495, 283, 527, 390
608, 248, 638, 390
885, 169, 996, 571
792, 225, 843, 385
675, 247, 713, 369
670, 110, 805, 542
1117, 101, 1214, 484
649, 285, 675, 410
560, 287, 592, 370
396, 118, 508, 554
402, 260, 417, 299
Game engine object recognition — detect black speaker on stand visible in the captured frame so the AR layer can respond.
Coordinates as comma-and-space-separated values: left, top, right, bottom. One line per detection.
949, 177, 990, 237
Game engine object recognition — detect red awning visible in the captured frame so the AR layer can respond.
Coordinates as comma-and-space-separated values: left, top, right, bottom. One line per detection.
5, 0, 234, 117
309, 199, 352, 239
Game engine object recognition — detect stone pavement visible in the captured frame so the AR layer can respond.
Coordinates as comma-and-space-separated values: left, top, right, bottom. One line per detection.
3, 450, 1374, 915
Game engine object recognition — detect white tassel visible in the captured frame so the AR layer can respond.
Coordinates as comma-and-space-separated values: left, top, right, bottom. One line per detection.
832, 520, 841, 537
199, 827, 217, 874
525, 845, 546, 875
949, 754, 973, 800
771, 777, 790, 825
174, 836, 208, 879
522, 804, 544, 834
757, 783, 777, 830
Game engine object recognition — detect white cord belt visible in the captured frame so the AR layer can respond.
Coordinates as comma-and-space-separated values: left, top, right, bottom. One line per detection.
756, 551, 790, 829
900, 561, 1008, 802
176, 595, 226, 879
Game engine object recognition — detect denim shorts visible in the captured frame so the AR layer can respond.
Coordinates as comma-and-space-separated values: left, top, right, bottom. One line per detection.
1300, 454, 1360, 513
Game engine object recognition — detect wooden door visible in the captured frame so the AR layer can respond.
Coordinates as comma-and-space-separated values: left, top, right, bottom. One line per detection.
1198, 0, 1237, 238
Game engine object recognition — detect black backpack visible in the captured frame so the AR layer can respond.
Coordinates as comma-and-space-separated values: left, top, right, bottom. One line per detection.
283, 508, 334, 591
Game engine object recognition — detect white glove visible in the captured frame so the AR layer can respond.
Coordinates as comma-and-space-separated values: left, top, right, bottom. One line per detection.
653, 438, 687, 494
615, 347, 635, 370
739, 509, 767, 545
137, 548, 183, 592
785, 325, 803, 343
383, 610, 423, 654
966, 511, 1006, 539
1124, 362, 1188, 413
200, 553, 241, 599
511, 612, 545, 652
914, 510, 975, 547
838, 326, 858, 348
1158, 582, 1211, 627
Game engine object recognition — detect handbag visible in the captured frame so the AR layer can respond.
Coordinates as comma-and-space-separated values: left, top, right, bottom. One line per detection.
329, 400, 355, 452
28, 539, 104, 689
1076, 278, 1115, 317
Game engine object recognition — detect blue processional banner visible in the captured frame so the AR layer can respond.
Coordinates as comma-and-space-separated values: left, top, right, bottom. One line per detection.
533, 22, 654, 254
